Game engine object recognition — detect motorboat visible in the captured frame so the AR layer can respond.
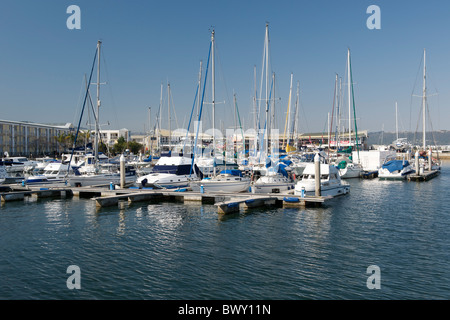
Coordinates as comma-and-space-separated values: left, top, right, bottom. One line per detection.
190, 169, 251, 193
294, 163, 350, 197
136, 156, 201, 189
25, 162, 78, 185
378, 158, 415, 180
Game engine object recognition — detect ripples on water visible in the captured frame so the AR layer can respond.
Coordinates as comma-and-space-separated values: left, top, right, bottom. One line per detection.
0, 163, 449, 300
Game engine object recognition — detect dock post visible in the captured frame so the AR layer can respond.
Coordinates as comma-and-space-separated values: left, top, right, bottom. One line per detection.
120, 154, 125, 188
314, 153, 321, 197
428, 149, 432, 171
415, 151, 420, 175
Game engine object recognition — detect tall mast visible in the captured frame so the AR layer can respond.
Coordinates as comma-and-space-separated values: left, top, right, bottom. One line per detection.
284, 72, 293, 148
253, 65, 257, 131
94, 40, 102, 161
197, 60, 202, 120
158, 82, 163, 152
269, 71, 275, 154
338, 76, 343, 149
330, 73, 338, 149
395, 101, 398, 141
264, 23, 269, 156
211, 29, 216, 155
168, 82, 171, 150
148, 106, 151, 152
422, 49, 426, 150
294, 81, 300, 145
347, 48, 351, 147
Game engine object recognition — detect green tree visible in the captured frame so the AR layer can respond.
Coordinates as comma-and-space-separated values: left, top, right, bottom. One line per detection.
113, 136, 127, 155
128, 140, 144, 154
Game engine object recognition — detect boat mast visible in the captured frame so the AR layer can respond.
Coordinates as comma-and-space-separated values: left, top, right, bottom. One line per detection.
158, 82, 163, 153
294, 81, 300, 148
168, 82, 171, 150
253, 65, 258, 156
253, 65, 257, 132
284, 72, 293, 148
211, 29, 216, 156
94, 40, 102, 162
272, 72, 276, 147
337, 76, 342, 150
347, 48, 351, 148
395, 101, 399, 142
264, 23, 269, 157
422, 49, 426, 150
197, 60, 202, 120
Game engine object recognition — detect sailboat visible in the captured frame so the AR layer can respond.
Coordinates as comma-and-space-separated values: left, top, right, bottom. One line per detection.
66, 41, 137, 187
249, 24, 296, 192
251, 161, 294, 193
190, 169, 250, 193
189, 29, 251, 193
391, 102, 412, 152
413, 49, 441, 172
338, 48, 363, 179
137, 156, 202, 189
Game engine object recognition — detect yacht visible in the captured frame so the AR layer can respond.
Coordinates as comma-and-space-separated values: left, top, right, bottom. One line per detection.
0, 155, 36, 183
190, 169, 251, 193
294, 163, 350, 197
25, 162, 78, 185
136, 156, 201, 189
378, 158, 415, 180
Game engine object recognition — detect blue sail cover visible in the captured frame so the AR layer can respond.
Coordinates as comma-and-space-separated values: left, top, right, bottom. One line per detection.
274, 162, 289, 177
220, 169, 243, 177
381, 160, 410, 173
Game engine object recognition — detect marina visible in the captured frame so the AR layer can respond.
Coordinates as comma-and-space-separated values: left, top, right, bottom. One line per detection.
2, 1, 450, 303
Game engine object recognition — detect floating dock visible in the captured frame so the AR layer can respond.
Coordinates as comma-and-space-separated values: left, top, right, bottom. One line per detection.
1, 187, 73, 202
408, 170, 440, 182
1, 183, 332, 214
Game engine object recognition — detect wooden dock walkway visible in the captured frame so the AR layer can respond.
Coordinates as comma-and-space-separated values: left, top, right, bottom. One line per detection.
2, 184, 334, 214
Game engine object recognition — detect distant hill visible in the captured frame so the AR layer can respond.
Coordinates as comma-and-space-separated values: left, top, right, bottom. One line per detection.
368, 131, 450, 146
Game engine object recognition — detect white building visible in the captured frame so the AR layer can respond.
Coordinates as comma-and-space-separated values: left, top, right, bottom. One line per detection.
0, 119, 73, 157
89, 128, 130, 148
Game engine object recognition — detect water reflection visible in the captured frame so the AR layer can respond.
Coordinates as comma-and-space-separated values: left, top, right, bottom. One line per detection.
43, 199, 67, 224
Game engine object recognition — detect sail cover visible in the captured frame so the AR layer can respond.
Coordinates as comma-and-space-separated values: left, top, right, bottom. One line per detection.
381, 160, 410, 173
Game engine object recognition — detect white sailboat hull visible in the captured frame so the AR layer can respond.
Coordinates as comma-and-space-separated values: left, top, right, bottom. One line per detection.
190, 179, 251, 193
339, 165, 363, 179
250, 175, 294, 194
137, 173, 194, 189
69, 172, 136, 187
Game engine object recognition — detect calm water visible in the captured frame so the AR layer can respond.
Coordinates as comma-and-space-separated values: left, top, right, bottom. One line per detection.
1, 162, 449, 300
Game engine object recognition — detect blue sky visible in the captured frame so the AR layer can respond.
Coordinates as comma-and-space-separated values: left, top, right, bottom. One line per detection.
0, 0, 449, 135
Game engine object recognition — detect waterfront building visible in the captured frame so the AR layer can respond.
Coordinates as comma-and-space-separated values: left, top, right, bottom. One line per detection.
0, 119, 73, 157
